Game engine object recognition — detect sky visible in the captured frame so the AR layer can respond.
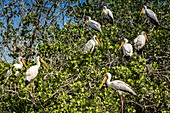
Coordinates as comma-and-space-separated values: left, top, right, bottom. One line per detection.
0, 0, 167, 63
0, 0, 80, 63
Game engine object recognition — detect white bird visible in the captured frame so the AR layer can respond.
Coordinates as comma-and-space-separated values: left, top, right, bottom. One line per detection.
83, 16, 102, 32
6, 57, 27, 91
25, 56, 49, 94
7, 57, 28, 76
134, 31, 149, 57
140, 5, 169, 31
99, 73, 136, 113
84, 35, 103, 53
118, 38, 133, 60
14, 57, 28, 70
140, 5, 159, 26
101, 6, 114, 24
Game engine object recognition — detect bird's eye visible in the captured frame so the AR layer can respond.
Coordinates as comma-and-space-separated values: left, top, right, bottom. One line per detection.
95, 37, 97, 40
20, 58, 22, 61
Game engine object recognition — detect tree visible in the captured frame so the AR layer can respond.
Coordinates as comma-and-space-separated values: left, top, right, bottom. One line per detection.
0, 0, 169, 112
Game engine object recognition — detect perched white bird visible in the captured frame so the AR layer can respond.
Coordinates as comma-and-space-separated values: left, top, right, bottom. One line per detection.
134, 31, 149, 57
83, 16, 102, 32
99, 73, 136, 113
84, 35, 103, 53
118, 38, 133, 60
140, 5, 159, 26
7, 57, 28, 76
25, 56, 49, 94
140, 5, 169, 31
101, 6, 114, 24
14, 57, 28, 70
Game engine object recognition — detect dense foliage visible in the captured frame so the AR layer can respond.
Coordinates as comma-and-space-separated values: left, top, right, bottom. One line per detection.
0, 0, 169, 112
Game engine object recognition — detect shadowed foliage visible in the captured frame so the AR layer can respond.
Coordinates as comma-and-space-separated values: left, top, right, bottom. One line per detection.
0, 0, 169, 112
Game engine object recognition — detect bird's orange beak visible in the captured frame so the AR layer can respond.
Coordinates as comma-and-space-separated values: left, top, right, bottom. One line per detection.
21, 59, 28, 70
40, 59, 49, 68
140, 8, 144, 16
83, 19, 88, 27
95, 37, 103, 48
118, 42, 124, 50
101, 8, 105, 15
99, 76, 107, 89
144, 33, 149, 42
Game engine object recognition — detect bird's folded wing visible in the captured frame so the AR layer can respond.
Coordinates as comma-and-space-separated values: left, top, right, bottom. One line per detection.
124, 45, 132, 53
84, 40, 93, 51
146, 9, 159, 23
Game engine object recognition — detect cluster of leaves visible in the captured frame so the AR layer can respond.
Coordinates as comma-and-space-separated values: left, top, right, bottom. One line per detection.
0, 0, 169, 112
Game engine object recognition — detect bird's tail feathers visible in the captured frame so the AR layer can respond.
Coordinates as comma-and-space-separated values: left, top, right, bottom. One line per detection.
25, 80, 30, 87
159, 25, 170, 31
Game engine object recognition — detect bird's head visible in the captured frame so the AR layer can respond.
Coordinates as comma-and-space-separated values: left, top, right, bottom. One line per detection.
101, 6, 107, 15
124, 38, 128, 43
106, 73, 111, 79
83, 16, 90, 27
143, 5, 147, 9
99, 73, 111, 89
140, 5, 146, 16
37, 56, 49, 68
141, 31, 149, 42
19, 57, 28, 70
94, 35, 103, 48
118, 39, 127, 50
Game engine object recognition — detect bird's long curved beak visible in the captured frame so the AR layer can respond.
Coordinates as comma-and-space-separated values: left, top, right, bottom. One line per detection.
101, 8, 105, 15
144, 34, 149, 42
96, 38, 103, 48
99, 76, 107, 89
118, 42, 124, 50
83, 19, 88, 27
21, 60, 28, 70
40, 59, 49, 68
140, 8, 144, 16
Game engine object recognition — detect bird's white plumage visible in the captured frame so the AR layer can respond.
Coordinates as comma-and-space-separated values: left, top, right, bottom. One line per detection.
84, 35, 99, 53
106, 73, 136, 96
102, 6, 113, 24
143, 5, 159, 24
15, 71, 20, 76
6, 70, 12, 76
85, 16, 102, 32
25, 56, 40, 83
14, 57, 23, 69
122, 39, 133, 57
134, 31, 147, 50
7, 57, 25, 76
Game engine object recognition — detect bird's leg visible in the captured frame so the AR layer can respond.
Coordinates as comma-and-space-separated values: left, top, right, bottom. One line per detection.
15, 84, 16, 92
33, 80, 35, 97
10, 84, 11, 90
142, 49, 144, 58
120, 95, 124, 113
150, 25, 155, 32
142, 18, 148, 25
150, 21, 152, 28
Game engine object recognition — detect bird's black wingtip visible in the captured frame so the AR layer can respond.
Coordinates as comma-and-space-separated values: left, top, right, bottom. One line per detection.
25, 80, 30, 87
